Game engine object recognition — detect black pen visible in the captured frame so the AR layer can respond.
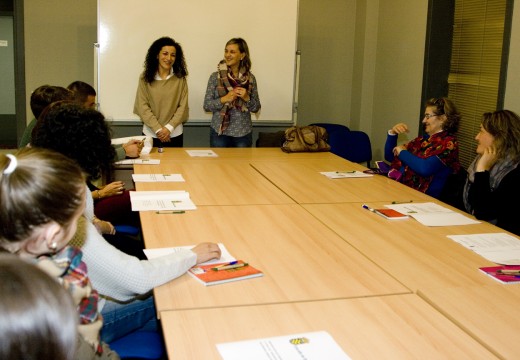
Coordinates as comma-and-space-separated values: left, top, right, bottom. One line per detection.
156, 210, 185, 214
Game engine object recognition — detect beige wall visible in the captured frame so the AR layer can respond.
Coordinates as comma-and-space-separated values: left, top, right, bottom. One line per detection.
24, 0, 96, 119
23, 0, 519, 157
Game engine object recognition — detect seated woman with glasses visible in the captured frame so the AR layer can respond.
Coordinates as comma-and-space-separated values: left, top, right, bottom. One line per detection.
384, 97, 461, 198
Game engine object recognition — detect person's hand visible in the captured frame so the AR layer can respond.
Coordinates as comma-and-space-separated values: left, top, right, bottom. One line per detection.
191, 242, 222, 264
123, 139, 143, 158
393, 144, 407, 157
234, 87, 250, 102
157, 127, 171, 142
93, 218, 116, 235
389, 123, 409, 135
221, 91, 237, 104
476, 145, 498, 172
99, 181, 125, 198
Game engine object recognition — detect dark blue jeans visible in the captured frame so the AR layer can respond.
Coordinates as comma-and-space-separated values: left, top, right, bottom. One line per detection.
210, 128, 252, 147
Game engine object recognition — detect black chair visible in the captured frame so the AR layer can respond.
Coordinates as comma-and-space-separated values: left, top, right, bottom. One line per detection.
255, 131, 286, 147
310, 123, 372, 167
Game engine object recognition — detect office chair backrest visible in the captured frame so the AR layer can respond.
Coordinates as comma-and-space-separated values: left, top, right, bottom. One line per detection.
309, 123, 372, 167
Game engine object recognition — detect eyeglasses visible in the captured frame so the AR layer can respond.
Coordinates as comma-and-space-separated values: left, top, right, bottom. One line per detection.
424, 113, 439, 119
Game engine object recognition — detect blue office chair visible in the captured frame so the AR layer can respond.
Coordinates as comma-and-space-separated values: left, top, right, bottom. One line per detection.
109, 331, 166, 360
310, 123, 372, 167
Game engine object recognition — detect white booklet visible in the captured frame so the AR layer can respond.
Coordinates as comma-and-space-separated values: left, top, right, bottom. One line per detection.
115, 158, 160, 165
144, 243, 235, 265
129, 190, 196, 211
385, 202, 480, 226
320, 171, 373, 179
185, 149, 218, 157
217, 331, 351, 360
131, 173, 185, 182
447, 233, 520, 265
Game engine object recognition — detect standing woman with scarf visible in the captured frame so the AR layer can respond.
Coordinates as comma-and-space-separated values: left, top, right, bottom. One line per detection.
204, 38, 261, 147
463, 110, 520, 236
134, 37, 189, 148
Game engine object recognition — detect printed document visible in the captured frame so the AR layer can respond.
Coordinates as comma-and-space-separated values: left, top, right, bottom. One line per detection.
385, 202, 480, 226
447, 233, 520, 265
129, 190, 196, 211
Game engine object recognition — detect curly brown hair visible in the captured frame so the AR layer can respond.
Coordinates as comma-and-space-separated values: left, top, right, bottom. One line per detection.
425, 97, 461, 134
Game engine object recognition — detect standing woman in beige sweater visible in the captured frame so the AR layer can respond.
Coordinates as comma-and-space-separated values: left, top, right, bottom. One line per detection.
134, 36, 189, 148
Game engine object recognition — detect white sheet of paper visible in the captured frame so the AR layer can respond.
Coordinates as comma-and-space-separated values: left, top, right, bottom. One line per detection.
385, 202, 480, 226
217, 331, 351, 360
447, 233, 520, 265
114, 158, 160, 165
320, 171, 373, 179
144, 243, 235, 265
131, 174, 185, 182
129, 190, 196, 211
185, 149, 218, 157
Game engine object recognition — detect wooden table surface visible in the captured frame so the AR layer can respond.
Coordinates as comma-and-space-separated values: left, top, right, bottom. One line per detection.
143, 204, 409, 313
160, 294, 498, 359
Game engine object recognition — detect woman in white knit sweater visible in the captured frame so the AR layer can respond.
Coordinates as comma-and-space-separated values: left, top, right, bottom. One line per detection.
70, 188, 221, 343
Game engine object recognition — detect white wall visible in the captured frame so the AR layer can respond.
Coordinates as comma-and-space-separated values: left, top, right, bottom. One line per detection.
22, 0, 519, 153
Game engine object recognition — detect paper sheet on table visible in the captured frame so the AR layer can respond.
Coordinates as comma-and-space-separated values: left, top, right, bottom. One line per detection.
132, 174, 185, 182
217, 331, 351, 360
385, 202, 480, 226
115, 158, 160, 165
144, 243, 235, 266
447, 233, 520, 265
111, 136, 153, 155
320, 171, 373, 179
185, 149, 218, 157
129, 190, 196, 211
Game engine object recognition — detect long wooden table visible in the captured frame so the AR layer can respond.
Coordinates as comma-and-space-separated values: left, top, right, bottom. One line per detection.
132, 148, 520, 359
141, 204, 409, 313
160, 294, 498, 359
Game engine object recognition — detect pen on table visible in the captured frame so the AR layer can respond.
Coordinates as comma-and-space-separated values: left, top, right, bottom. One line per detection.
391, 200, 414, 204
336, 171, 356, 174
211, 263, 248, 271
155, 210, 185, 214
496, 269, 520, 275
362, 204, 376, 213
212, 261, 238, 269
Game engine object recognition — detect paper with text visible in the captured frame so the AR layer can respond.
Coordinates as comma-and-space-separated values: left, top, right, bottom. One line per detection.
132, 174, 185, 182
217, 331, 351, 360
448, 233, 520, 265
115, 158, 160, 165
385, 202, 480, 226
144, 243, 235, 266
320, 171, 373, 179
186, 149, 218, 157
129, 191, 196, 211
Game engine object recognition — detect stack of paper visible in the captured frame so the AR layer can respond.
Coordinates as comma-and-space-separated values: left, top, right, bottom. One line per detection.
320, 171, 373, 179
129, 190, 196, 211
447, 233, 520, 265
185, 149, 218, 157
385, 202, 480, 226
217, 331, 350, 360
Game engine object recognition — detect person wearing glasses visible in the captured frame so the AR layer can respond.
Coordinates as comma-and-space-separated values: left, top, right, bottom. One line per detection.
384, 97, 461, 198
463, 110, 520, 236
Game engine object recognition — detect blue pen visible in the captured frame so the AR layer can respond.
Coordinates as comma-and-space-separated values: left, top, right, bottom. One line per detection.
362, 204, 376, 213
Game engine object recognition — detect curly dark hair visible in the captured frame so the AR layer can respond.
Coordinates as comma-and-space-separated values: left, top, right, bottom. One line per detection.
143, 37, 188, 83
425, 97, 461, 134
31, 102, 115, 182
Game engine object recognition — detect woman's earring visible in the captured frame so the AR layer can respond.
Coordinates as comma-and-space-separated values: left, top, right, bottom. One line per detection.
50, 242, 58, 252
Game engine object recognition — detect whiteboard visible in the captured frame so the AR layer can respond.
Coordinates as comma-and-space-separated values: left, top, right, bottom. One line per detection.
96, 0, 299, 123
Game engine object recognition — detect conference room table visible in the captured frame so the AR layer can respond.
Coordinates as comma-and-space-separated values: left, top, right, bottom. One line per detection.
131, 148, 520, 359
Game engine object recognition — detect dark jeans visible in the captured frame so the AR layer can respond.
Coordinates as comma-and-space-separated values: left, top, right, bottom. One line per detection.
210, 128, 252, 147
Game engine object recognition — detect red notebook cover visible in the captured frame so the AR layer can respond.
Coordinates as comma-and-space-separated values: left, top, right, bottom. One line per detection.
375, 208, 409, 220
479, 265, 520, 284
188, 260, 263, 286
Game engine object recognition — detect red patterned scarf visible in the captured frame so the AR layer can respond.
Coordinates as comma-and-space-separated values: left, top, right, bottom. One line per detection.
391, 131, 460, 193
216, 60, 252, 134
